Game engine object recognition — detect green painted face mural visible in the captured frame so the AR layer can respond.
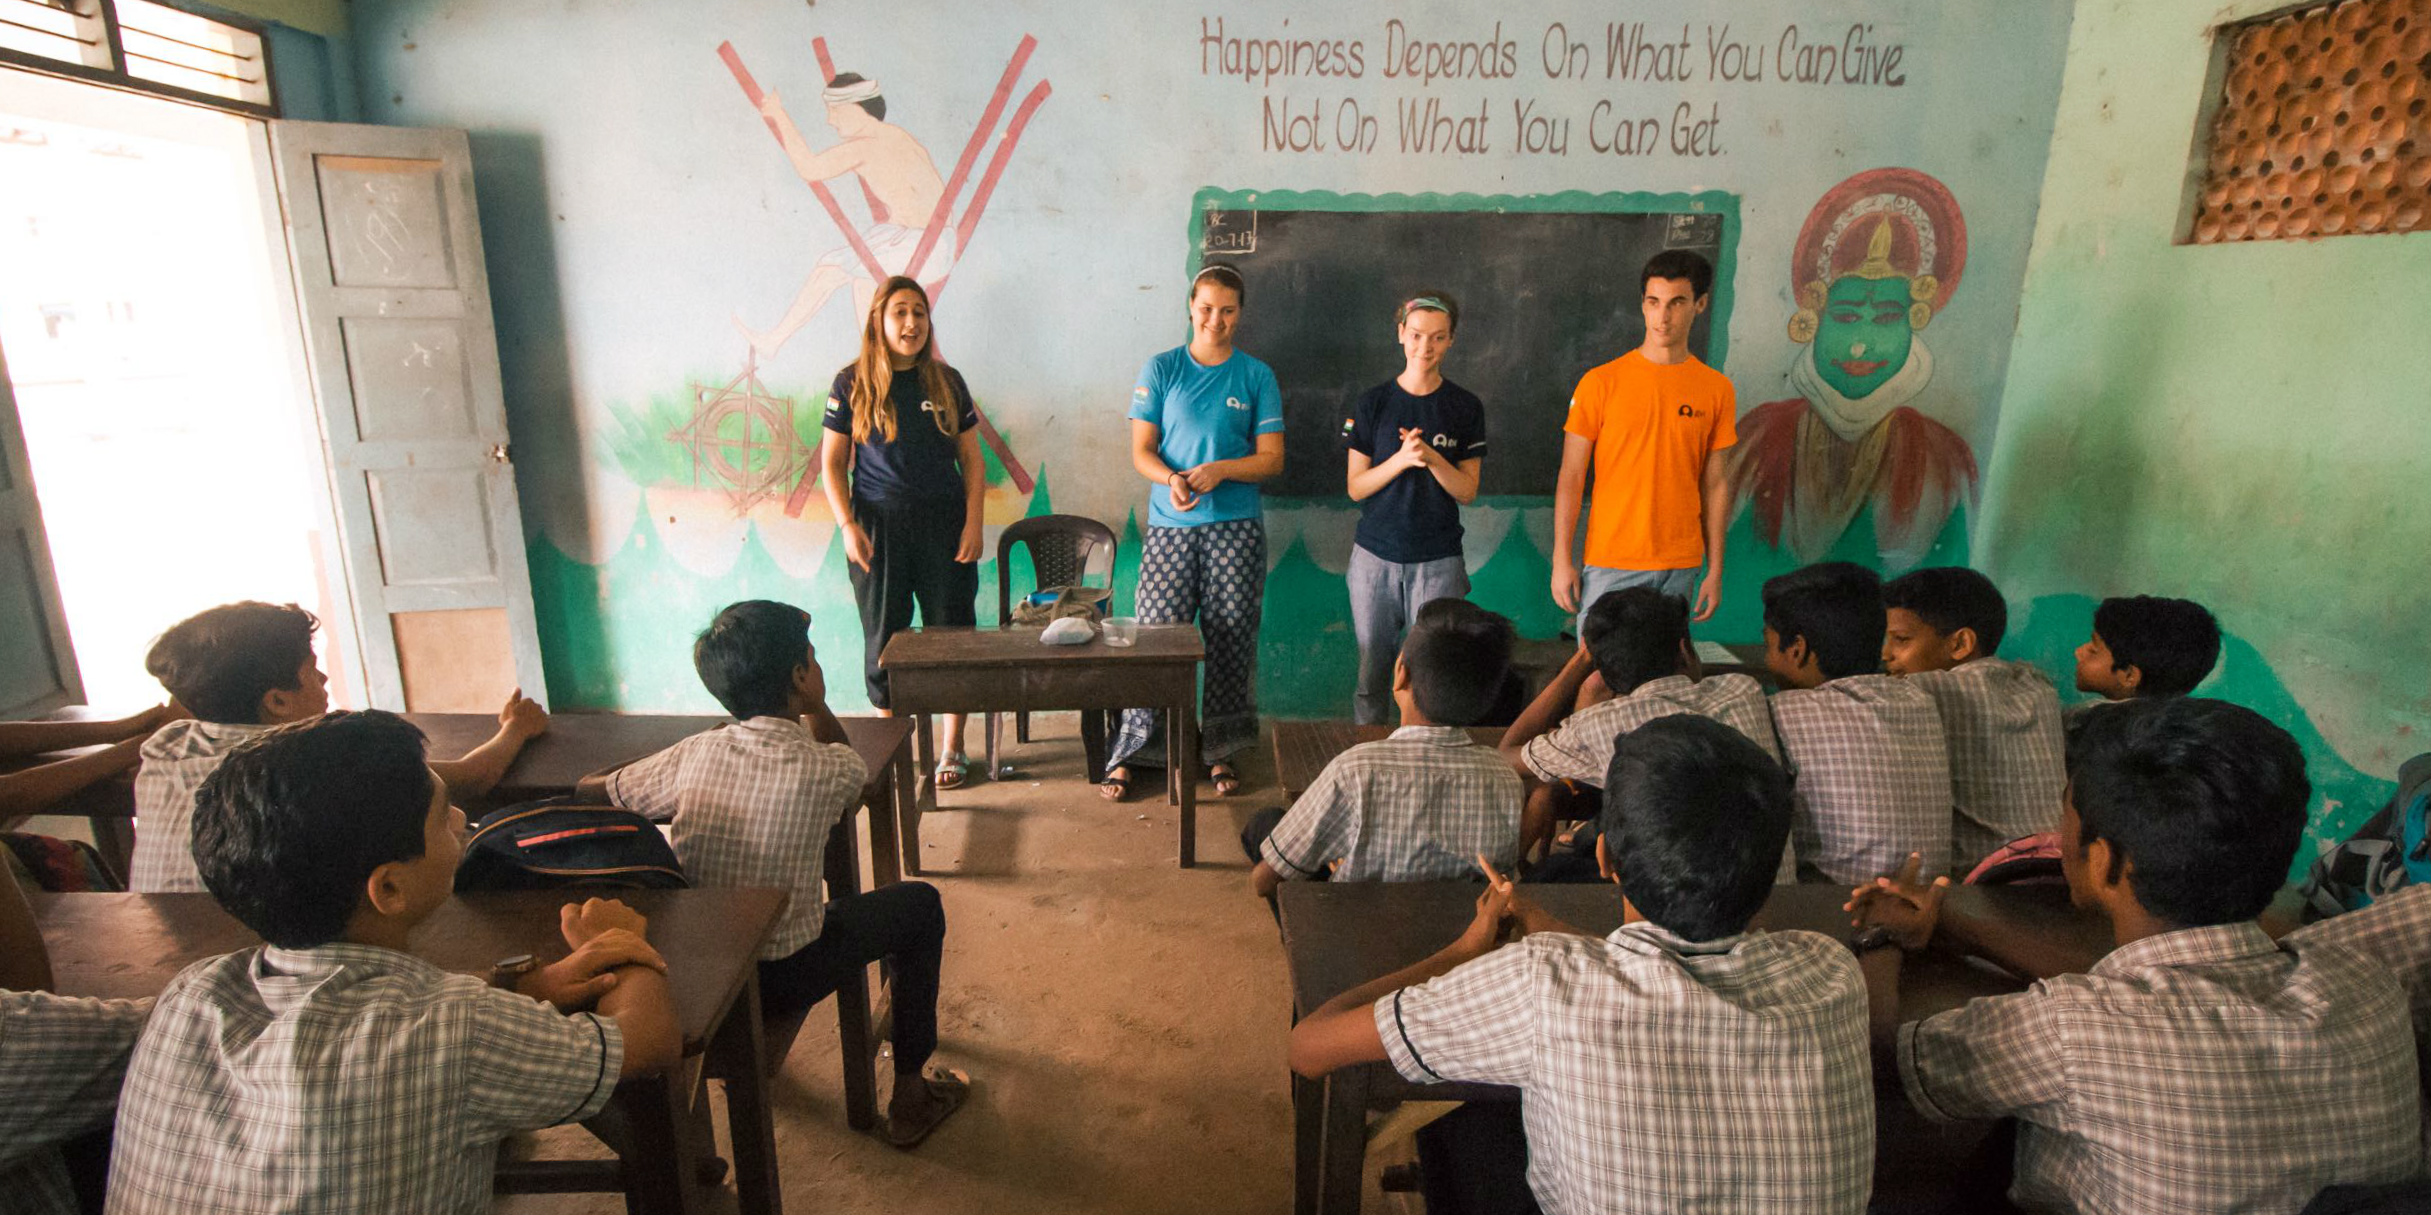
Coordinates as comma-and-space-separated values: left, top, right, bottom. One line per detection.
1813, 275, 1915, 399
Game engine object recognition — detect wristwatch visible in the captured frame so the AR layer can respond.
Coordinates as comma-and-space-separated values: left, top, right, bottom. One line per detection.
1847, 926, 1905, 956
487, 953, 537, 990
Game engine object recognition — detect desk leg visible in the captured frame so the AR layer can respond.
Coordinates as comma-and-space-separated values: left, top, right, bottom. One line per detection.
89, 816, 135, 887
1175, 696, 1198, 868
912, 713, 937, 813
1293, 1069, 1324, 1215
1318, 1066, 1369, 1215
866, 781, 903, 890
615, 1070, 703, 1215
898, 726, 925, 877
833, 948, 881, 1133
710, 973, 784, 1215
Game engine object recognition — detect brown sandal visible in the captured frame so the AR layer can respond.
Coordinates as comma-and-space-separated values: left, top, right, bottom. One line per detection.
880, 1068, 971, 1149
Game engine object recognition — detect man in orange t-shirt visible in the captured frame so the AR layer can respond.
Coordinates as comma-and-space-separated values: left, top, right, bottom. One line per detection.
1551, 250, 1737, 631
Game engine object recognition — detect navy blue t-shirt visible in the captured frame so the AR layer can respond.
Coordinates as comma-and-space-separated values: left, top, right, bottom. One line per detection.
1344, 378, 1488, 564
824, 365, 978, 504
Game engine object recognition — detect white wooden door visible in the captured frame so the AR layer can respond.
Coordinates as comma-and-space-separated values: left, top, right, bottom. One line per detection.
266, 121, 545, 711
0, 341, 81, 719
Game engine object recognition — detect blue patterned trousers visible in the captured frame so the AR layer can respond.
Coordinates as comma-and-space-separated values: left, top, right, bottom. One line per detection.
1107, 518, 1265, 773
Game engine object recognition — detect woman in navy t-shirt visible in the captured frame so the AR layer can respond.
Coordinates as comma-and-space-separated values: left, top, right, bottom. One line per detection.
1099, 264, 1285, 801
820, 275, 985, 787
1342, 291, 1486, 723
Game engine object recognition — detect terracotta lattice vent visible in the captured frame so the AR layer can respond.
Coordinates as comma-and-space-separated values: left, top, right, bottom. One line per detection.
2190, 0, 2431, 242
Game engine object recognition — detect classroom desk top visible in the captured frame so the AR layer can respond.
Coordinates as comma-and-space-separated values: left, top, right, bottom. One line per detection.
32, 887, 788, 1056
878, 622, 1205, 669
404, 711, 912, 805
1509, 637, 1773, 683
1269, 722, 1504, 804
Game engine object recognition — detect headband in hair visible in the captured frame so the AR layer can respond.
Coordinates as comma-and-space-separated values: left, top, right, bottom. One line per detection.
1193, 265, 1243, 286
823, 78, 882, 105
1404, 296, 1449, 314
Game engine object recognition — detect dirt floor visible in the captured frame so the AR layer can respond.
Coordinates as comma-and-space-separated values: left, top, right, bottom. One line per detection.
479, 712, 1419, 1215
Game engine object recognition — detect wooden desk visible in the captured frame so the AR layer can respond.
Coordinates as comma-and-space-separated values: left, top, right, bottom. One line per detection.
36, 888, 788, 1215
406, 711, 915, 1130
1269, 722, 1503, 804
1278, 881, 2090, 1215
2, 747, 139, 882
880, 624, 1207, 867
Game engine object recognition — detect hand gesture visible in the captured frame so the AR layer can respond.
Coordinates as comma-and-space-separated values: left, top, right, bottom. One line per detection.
1181, 463, 1225, 494
841, 521, 875, 570
498, 689, 548, 741
560, 897, 648, 950
1458, 863, 1517, 955
1551, 562, 1582, 613
955, 518, 984, 564
1843, 852, 1949, 954
1166, 476, 1202, 512
518, 927, 668, 1011
1393, 428, 1433, 472
1690, 568, 1724, 623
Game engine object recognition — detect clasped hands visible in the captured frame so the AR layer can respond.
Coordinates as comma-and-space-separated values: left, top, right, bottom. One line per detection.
1843, 852, 1952, 954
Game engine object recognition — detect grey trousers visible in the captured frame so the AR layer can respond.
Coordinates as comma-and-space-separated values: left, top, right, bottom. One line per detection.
1576, 564, 1698, 635
1347, 545, 1472, 725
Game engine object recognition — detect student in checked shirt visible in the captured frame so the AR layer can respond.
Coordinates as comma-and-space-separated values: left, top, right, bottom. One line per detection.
1245, 599, 1521, 897
0, 860, 151, 1215
1849, 698, 2422, 1215
1290, 715, 1874, 1215
1761, 562, 1954, 883
1497, 586, 1783, 880
589, 600, 970, 1148
1880, 566, 2065, 872
106, 710, 677, 1215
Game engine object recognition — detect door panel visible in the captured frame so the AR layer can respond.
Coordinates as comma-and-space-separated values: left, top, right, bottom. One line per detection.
269, 121, 544, 711
0, 344, 81, 718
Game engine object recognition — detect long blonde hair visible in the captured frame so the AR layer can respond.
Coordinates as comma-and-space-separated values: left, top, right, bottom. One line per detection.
848, 276, 960, 445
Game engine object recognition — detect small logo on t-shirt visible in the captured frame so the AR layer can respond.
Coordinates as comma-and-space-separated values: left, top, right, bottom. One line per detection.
1341, 417, 1356, 434
1226, 396, 1249, 412
919, 398, 940, 416
1131, 386, 1150, 406
1431, 432, 1456, 449
1676, 403, 1706, 419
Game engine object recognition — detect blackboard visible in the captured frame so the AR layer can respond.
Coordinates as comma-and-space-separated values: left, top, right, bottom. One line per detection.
1196, 197, 1731, 499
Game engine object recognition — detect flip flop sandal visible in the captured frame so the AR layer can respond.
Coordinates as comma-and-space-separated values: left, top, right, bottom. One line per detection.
934, 752, 971, 790
1210, 763, 1244, 798
1097, 766, 1135, 801
880, 1068, 971, 1150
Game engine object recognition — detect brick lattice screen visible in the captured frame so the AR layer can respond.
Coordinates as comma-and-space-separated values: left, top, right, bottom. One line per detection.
2191, 0, 2431, 242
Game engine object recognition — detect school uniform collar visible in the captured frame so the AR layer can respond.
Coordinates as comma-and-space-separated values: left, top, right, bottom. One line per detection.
1611, 918, 1753, 957
252, 941, 439, 1007
729, 714, 815, 740
1386, 724, 1476, 747
2092, 920, 2278, 977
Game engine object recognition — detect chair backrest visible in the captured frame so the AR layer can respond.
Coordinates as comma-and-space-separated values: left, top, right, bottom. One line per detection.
996, 513, 1119, 624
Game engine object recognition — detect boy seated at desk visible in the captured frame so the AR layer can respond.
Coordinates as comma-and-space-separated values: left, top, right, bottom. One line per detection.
2073, 594, 2220, 702
1762, 562, 1954, 883
1852, 697, 2422, 1215
1289, 715, 1874, 1215
132, 601, 546, 893
0, 858, 152, 1215
1244, 599, 1522, 896
107, 710, 678, 1214
0, 702, 181, 822
1496, 586, 1784, 881
587, 599, 970, 1149
1881, 567, 2065, 873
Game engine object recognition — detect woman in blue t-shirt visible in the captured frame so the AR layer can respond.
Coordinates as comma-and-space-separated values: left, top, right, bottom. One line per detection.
1342, 291, 1486, 724
820, 275, 985, 788
1099, 264, 1285, 800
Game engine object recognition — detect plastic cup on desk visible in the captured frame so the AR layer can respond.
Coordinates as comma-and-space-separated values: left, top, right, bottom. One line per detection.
1103, 616, 1138, 646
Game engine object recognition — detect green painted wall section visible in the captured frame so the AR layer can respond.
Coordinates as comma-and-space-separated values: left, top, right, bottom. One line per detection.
1978, 0, 2431, 874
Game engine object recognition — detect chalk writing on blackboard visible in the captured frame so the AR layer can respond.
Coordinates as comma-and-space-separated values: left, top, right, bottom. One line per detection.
1203, 205, 1257, 256
1666, 213, 1723, 248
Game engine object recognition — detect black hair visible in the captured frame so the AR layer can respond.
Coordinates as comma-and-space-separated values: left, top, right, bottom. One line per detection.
1639, 249, 1714, 300
1191, 262, 1247, 306
693, 600, 812, 721
1396, 288, 1460, 334
1882, 566, 2009, 656
192, 710, 434, 949
2092, 596, 2221, 697
144, 601, 319, 724
1760, 563, 1885, 681
1401, 599, 1516, 726
2065, 697, 2308, 927
1599, 715, 1793, 942
825, 72, 885, 121
1580, 588, 1689, 696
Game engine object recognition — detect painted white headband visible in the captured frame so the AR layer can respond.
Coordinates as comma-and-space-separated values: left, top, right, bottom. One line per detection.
823, 78, 882, 105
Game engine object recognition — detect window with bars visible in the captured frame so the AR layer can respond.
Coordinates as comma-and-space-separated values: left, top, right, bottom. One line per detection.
0, 0, 273, 114
2188, 0, 2431, 242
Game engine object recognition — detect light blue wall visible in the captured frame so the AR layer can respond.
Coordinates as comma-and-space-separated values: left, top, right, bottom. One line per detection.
347, 0, 2072, 715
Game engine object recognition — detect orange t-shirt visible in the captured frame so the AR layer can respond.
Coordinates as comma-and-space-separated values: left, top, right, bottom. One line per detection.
1563, 351, 1738, 570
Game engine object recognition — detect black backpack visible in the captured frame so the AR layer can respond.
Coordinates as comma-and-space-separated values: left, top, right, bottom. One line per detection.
455, 797, 689, 892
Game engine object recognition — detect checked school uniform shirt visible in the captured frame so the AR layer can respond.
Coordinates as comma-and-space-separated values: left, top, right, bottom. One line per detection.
0, 992, 150, 1215
2292, 884, 2431, 1168
107, 943, 623, 1215
1905, 659, 2066, 871
130, 719, 271, 893
1521, 673, 1781, 785
1377, 922, 1872, 1215
1899, 923, 2423, 1215
608, 715, 868, 960
1262, 725, 1523, 882
1769, 674, 1954, 884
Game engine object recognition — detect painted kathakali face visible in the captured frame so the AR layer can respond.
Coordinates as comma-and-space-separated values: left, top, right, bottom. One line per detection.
1813, 274, 1917, 400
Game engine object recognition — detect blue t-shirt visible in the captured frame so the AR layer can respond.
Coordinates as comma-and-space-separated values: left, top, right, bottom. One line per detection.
1344, 378, 1488, 564
1128, 346, 1284, 528
823, 365, 978, 504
